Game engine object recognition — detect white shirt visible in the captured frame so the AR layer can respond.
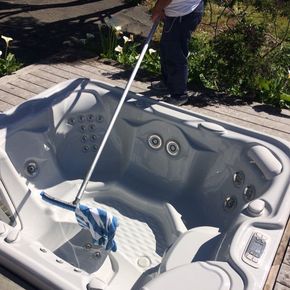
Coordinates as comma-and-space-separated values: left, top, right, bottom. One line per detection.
164, 0, 203, 17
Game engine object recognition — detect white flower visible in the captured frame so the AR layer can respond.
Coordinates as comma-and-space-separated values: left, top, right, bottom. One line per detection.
0, 50, 2, 57
114, 26, 123, 36
149, 48, 156, 55
123, 36, 132, 43
114, 45, 123, 53
1, 35, 13, 46
86, 33, 95, 39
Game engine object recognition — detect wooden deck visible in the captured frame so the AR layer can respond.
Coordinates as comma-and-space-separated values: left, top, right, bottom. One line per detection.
0, 58, 289, 290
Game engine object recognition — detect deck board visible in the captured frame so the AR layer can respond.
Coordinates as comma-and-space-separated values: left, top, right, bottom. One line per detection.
191, 105, 290, 138
277, 264, 290, 288
0, 89, 25, 106
0, 58, 289, 290
275, 283, 290, 290
29, 69, 67, 84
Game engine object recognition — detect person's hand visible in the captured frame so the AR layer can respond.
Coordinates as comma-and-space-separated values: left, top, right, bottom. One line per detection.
151, 6, 165, 22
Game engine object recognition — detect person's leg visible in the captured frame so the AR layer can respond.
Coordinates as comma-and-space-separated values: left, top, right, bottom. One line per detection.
160, 17, 187, 96
159, 17, 176, 88
151, 19, 176, 95
180, 2, 204, 71
160, 2, 204, 104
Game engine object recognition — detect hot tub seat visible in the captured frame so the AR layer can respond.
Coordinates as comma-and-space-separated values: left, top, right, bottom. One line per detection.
160, 226, 221, 273
142, 261, 244, 290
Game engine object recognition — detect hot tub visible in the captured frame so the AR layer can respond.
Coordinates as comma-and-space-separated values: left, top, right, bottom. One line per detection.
0, 78, 289, 290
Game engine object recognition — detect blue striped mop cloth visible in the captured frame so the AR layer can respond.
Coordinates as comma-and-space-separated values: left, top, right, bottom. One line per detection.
75, 204, 118, 252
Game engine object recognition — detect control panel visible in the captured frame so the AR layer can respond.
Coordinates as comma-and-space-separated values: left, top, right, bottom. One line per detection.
242, 232, 268, 268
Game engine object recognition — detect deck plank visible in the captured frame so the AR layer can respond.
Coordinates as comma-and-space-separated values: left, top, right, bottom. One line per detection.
55, 62, 149, 93
0, 83, 35, 100
29, 69, 67, 84
284, 247, 290, 266
6, 78, 45, 95
19, 74, 57, 89
38, 65, 78, 80
0, 89, 26, 106
277, 264, 290, 288
265, 219, 290, 290
185, 105, 290, 141
187, 104, 290, 137
275, 283, 290, 290
0, 100, 14, 112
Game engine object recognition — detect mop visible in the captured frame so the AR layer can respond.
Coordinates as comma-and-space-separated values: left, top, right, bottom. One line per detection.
41, 22, 159, 252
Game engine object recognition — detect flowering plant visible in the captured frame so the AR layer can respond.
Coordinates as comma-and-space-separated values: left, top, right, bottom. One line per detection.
0, 35, 22, 77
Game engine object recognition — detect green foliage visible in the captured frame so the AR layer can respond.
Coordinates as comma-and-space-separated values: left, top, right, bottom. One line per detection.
188, 34, 211, 87
98, 25, 121, 60
141, 48, 160, 75
202, 20, 266, 95
0, 52, 22, 77
255, 44, 290, 108
197, 0, 290, 108
95, 23, 160, 75
116, 36, 140, 66
92, 1, 290, 108
0, 35, 22, 77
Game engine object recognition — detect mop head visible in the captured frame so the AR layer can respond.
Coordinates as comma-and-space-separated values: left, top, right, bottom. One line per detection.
40, 191, 118, 251
75, 203, 119, 252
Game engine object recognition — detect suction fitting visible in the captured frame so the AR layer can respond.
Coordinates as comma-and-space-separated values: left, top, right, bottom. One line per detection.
82, 145, 90, 153
81, 135, 89, 143
68, 117, 76, 125
78, 115, 86, 123
87, 114, 95, 122
243, 185, 256, 202
223, 196, 237, 211
148, 134, 163, 150
96, 115, 104, 123
166, 140, 180, 156
89, 124, 96, 131
24, 160, 39, 177
233, 171, 245, 187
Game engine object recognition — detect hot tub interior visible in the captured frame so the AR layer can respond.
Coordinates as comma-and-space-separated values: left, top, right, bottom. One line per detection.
0, 79, 289, 290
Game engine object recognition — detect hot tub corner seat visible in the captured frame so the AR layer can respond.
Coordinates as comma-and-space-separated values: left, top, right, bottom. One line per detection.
142, 261, 244, 290
160, 226, 221, 273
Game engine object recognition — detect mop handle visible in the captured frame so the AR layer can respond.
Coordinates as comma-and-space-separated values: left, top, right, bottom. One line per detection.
73, 22, 159, 205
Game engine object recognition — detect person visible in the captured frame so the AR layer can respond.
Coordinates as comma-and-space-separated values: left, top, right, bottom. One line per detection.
151, 0, 204, 105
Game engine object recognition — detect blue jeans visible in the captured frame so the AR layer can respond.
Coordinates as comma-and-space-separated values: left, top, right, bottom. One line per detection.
160, 1, 204, 95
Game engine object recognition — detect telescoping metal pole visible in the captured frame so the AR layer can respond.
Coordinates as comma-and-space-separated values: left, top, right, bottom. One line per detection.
72, 22, 159, 205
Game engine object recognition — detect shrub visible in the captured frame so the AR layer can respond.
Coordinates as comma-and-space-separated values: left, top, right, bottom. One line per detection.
202, 20, 266, 96
198, 10, 289, 108
256, 43, 290, 108
188, 34, 211, 88
141, 48, 160, 75
99, 25, 122, 60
